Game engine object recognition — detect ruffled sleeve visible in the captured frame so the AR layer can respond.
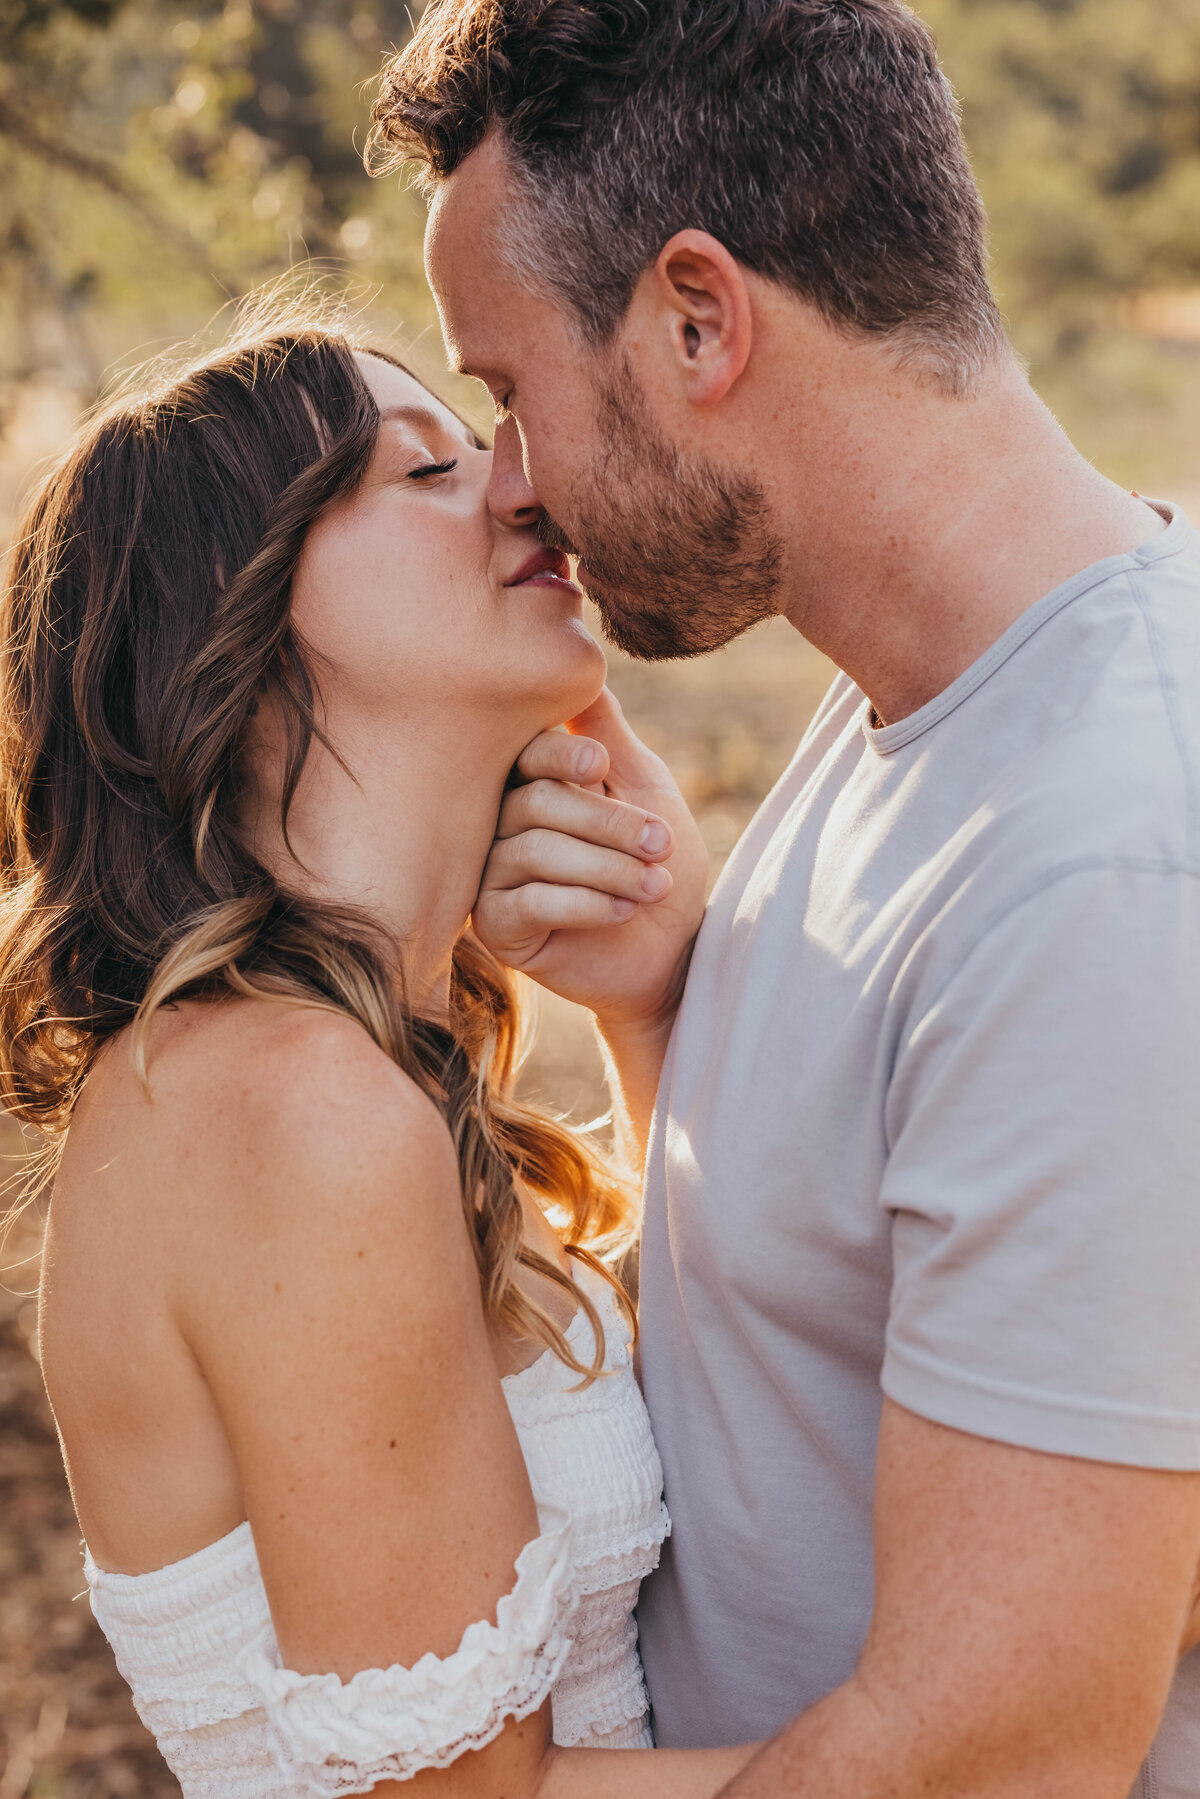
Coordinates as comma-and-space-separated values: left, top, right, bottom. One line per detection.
236, 1513, 577, 1794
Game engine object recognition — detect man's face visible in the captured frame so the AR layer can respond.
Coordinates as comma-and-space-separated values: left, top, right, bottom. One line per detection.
425, 138, 781, 661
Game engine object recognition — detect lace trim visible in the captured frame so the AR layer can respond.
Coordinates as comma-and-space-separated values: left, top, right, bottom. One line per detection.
124, 1670, 267, 1737
236, 1514, 577, 1794
574, 1502, 671, 1596
552, 1654, 650, 1747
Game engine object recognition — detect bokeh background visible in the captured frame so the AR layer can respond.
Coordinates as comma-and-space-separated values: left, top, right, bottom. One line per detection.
1, 0, 1198, 1790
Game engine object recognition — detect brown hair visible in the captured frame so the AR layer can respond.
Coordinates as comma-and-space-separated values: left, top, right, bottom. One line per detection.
0, 308, 634, 1377
370, 0, 1006, 394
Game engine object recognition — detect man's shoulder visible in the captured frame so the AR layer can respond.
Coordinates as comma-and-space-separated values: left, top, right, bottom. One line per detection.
984, 536, 1200, 874
899, 525, 1200, 877
721, 519, 1200, 940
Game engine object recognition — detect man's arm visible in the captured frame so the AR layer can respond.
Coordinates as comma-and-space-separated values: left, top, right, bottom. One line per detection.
722, 1399, 1200, 1799
592, 974, 690, 1176
737, 866, 1200, 1797
474, 688, 708, 1172
478, 719, 1200, 1796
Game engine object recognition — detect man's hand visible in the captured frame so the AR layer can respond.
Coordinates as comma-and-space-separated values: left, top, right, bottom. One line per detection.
475, 688, 708, 1035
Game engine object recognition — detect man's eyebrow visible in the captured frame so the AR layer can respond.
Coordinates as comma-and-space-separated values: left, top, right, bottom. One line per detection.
377, 402, 480, 451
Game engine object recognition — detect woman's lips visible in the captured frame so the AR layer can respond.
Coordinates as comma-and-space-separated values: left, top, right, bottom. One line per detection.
516, 571, 583, 593
505, 548, 579, 591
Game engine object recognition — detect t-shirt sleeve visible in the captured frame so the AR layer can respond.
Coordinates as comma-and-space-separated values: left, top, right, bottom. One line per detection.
880, 861, 1200, 1470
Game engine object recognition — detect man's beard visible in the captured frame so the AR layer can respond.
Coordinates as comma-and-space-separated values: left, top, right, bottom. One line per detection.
539, 356, 783, 662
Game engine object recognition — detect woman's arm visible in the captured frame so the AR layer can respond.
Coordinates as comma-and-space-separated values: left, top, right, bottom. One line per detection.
178, 1007, 755, 1798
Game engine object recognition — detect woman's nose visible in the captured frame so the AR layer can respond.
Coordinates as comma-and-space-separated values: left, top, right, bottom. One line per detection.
487, 415, 543, 531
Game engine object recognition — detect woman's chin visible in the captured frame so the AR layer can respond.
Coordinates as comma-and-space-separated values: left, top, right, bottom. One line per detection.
498, 625, 607, 742
554, 620, 609, 716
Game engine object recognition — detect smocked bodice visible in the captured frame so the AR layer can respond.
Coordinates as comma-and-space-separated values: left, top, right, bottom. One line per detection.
85, 1265, 669, 1796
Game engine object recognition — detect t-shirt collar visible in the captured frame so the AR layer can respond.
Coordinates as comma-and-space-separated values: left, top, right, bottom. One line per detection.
861, 500, 1192, 756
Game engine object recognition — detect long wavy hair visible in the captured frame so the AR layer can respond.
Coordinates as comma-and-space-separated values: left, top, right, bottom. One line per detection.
0, 309, 636, 1377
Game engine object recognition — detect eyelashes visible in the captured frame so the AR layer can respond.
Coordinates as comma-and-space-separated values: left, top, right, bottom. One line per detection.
407, 458, 458, 480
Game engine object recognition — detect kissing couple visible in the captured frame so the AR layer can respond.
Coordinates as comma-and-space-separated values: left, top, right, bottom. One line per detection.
5, 4, 1200, 1798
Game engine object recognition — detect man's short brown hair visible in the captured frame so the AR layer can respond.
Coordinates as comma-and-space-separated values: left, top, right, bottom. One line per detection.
371, 0, 1006, 395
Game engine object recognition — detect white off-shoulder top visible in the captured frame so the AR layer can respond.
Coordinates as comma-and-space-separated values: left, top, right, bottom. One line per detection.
85, 1263, 670, 1797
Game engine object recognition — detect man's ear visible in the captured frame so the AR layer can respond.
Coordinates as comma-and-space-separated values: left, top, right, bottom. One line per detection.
645, 230, 754, 406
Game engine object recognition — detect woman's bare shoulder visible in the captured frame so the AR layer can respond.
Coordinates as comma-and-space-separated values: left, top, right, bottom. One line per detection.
63, 998, 461, 1247
143, 995, 434, 1107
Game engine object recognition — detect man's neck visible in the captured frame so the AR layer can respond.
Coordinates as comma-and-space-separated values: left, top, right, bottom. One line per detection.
766, 355, 1163, 726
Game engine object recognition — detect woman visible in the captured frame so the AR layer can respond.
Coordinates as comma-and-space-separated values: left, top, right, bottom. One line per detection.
0, 317, 756, 1796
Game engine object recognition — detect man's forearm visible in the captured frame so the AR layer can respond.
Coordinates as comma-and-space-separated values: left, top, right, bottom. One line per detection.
715, 1676, 1147, 1799
594, 933, 693, 1175
595, 1011, 676, 1178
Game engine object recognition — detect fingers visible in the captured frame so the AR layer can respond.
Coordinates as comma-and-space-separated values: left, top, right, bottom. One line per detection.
497, 778, 674, 862
492, 692, 680, 959
514, 729, 611, 790
565, 686, 661, 788
486, 825, 674, 906
513, 687, 665, 795
474, 882, 639, 962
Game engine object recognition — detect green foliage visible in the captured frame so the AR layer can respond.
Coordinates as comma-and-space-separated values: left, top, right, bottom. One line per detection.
0, 0, 124, 56
924, 0, 1200, 485
0, 0, 1197, 485
925, 0, 1200, 347
0, 0, 431, 385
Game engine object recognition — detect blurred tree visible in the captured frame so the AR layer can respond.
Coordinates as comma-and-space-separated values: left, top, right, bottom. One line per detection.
923, 0, 1200, 358
0, 0, 1197, 483
0, 0, 428, 390
926, 0, 1200, 486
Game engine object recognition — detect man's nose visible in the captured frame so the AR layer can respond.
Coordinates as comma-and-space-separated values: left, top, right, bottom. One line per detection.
487, 415, 543, 531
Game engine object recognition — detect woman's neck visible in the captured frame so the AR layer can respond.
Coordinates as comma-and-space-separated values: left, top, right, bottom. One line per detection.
246, 709, 513, 1015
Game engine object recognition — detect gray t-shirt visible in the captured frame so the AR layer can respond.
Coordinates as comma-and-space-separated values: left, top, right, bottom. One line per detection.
637, 505, 1200, 1799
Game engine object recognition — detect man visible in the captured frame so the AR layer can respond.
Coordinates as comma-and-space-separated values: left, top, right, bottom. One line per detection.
370, 3, 1200, 1794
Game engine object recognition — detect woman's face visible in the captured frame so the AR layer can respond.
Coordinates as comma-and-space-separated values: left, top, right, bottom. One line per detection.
289, 354, 607, 754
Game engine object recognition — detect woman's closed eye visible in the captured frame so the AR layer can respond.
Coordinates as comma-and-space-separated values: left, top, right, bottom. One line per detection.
407, 457, 458, 481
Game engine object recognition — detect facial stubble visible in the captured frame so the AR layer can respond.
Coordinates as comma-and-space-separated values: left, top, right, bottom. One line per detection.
538, 357, 783, 662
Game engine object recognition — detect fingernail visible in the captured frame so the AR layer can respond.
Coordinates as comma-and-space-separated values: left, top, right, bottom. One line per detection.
573, 742, 598, 779
638, 819, 670, 856
640, 864, 671, 899
612, 897, 637, 919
